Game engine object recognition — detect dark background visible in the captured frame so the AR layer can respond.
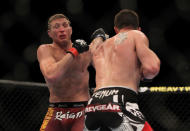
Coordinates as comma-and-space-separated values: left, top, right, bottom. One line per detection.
0, 0, 190, 86
0, 1, 190, 131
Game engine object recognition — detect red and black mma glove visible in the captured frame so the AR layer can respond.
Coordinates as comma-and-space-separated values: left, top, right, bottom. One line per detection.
91, 28, 107, 41
67, 39, 89, 57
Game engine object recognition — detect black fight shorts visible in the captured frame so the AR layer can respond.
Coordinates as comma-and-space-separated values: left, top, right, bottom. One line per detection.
84, 87, 153, 131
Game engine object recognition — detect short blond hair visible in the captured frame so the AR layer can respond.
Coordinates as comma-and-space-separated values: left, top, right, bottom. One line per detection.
48, 14, 71, 30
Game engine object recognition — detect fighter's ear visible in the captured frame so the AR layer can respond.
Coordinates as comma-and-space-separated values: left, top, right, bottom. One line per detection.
47, 29, 51, 38
70, 26, 72, 35
47, 30, 52, 38
114, 26, 119, 34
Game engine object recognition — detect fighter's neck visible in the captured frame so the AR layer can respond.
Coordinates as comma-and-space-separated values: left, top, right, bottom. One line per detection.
53, 41, 72, 51
119, 28, 133, 33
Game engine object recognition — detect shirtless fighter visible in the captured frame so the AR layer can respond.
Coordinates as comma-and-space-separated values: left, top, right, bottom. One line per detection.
37, 14, 91, 131
84, 9, 160, 131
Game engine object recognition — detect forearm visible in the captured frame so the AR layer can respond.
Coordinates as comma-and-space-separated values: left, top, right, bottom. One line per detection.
44, 53, 74, 82
90, 28, 107, 54
45, 39, 89, 82
90, 37, 104, 54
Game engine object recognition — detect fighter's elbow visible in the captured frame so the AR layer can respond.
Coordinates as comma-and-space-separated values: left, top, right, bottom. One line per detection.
143, 61, 160, 79
154, 59, 161, 74
44, 72, 58, 83
149, 65, 160, 77
43, 68, 63, 83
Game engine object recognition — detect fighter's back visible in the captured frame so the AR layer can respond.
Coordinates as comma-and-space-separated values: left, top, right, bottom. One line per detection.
93, 30, 143, 92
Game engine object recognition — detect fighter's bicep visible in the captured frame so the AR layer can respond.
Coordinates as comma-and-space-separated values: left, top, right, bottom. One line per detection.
37, 45, 56, 73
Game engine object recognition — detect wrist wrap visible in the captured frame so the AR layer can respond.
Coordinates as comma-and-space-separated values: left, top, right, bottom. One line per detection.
67, 48, 79, 57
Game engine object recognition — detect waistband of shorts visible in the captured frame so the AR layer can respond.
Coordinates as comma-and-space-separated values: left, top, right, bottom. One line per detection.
96, 86, 138, 94
49, 101, 88, 108
92, 86, 138, 103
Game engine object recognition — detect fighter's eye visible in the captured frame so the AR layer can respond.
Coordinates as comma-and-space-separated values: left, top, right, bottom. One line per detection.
53, 23, 60, 29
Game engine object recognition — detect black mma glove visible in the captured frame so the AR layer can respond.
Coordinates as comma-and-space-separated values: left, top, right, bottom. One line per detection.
91, 28, 107, 41
67, 39, 89, 57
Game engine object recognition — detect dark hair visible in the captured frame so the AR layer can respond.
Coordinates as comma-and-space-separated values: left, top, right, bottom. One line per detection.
114, 9, 139, 29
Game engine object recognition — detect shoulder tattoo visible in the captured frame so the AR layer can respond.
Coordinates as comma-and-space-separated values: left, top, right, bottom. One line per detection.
114, 32, 128, 45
